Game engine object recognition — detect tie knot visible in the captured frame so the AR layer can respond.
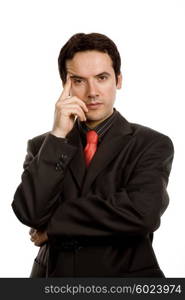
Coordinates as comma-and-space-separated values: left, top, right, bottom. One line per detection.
86, 130, 98, 144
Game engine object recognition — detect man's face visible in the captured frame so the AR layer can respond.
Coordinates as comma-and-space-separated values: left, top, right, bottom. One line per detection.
66, 50, 122, 128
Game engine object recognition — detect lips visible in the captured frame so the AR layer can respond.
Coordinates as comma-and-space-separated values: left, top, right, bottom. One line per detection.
86, 103, 103, 110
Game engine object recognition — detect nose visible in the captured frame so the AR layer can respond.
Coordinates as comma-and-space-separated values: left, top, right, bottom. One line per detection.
87, 80, 99, 100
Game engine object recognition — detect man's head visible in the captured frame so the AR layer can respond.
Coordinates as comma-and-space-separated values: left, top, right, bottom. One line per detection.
58, 33, 121, 84
58, 33, 122, 128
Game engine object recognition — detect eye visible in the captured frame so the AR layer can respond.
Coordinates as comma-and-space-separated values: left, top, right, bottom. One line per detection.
72, 78, 83, 84
98, 75, 108, 81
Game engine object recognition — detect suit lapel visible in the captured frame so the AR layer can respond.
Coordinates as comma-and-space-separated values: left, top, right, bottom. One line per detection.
81, 112, 133, 195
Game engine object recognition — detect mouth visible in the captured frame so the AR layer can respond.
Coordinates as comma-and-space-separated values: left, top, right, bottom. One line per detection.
86, 103, 103, 110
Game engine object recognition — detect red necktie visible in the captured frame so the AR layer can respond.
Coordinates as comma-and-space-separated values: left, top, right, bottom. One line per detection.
84, 130, 98, 167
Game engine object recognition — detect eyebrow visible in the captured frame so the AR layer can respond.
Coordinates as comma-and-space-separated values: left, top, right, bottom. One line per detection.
69, 72, 111, 80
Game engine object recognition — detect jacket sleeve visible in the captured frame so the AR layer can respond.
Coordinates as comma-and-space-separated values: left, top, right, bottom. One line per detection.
12, 133, 77, 229
46, 135, 174, 238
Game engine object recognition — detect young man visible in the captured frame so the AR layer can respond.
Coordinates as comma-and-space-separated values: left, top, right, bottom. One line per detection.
12, 33, 174, 277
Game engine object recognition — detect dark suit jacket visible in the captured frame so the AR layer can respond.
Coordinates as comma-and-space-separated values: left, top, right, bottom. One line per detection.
12, 111, 174, 277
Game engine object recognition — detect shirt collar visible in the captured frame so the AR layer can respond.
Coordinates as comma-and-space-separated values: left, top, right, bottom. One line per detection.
78, 108, 118, 144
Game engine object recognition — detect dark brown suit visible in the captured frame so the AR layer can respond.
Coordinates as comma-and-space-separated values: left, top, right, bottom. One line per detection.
12, 111, 174, 277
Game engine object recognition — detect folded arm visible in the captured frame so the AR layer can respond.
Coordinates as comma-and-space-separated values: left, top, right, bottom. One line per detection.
12, 133, 174, 239
12, 133, 77, 228
47, 135, 174, 238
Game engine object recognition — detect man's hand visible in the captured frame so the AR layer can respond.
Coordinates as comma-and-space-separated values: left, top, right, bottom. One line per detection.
51, 75, 88, 138
29, 228, 48, 247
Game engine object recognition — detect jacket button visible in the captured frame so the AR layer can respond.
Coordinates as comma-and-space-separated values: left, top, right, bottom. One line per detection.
59, 154, 68, 162
55, 162, 63, 171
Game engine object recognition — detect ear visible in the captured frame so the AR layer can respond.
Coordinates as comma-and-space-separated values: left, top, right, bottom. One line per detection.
116, 73, 122, 89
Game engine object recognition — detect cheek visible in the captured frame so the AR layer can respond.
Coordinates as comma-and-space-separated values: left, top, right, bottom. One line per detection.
103, 80, 117, 93
104, 85, 117, 98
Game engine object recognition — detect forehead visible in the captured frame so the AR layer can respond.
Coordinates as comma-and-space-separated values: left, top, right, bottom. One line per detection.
66, 50, 114, 77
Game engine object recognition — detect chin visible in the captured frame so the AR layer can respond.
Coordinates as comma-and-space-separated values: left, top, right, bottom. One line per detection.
86, 110, 106, 119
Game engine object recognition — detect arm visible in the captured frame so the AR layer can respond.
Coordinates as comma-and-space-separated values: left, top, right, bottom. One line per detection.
46, 135, 174, 238
12, 133, 77, 228
12, 76, 88, 229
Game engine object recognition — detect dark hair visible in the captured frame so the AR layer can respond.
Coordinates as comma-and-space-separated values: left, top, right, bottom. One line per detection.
58, 33, 121, 84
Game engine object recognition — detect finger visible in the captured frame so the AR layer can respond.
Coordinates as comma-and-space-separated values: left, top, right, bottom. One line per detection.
34, 232, 48, 246
34, 240, 45, 247
70, 107, 87, 122
34, 241, 42, 247
61, 75, 71, 100
61, 105, 87, 121
30, 235, 36, 242
56, 97, 88, 114
64, 97, 89, 113
31, 231, 38, 238
30, 234, 40, 243
29, 228, 35, 235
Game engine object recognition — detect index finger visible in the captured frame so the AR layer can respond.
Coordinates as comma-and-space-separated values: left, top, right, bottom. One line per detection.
29, 228, 35, 235
61, 75, 71, 100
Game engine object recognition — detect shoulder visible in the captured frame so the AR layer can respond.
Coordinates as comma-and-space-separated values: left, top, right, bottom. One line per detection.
117, 112, 174, 152
30, 131, 49, 143
132, 122, 173, 142
27, 132, 50, 155
130, 122, 174, 155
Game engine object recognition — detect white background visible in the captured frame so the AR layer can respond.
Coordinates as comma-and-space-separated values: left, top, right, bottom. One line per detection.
0, 0, 184, 277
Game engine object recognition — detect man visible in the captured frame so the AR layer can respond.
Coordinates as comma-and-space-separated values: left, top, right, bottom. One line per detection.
12, 33, 174, 277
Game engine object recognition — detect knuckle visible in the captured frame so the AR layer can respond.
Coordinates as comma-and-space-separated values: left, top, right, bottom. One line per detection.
74, 96, 81, 103
76, 106, 83, 114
